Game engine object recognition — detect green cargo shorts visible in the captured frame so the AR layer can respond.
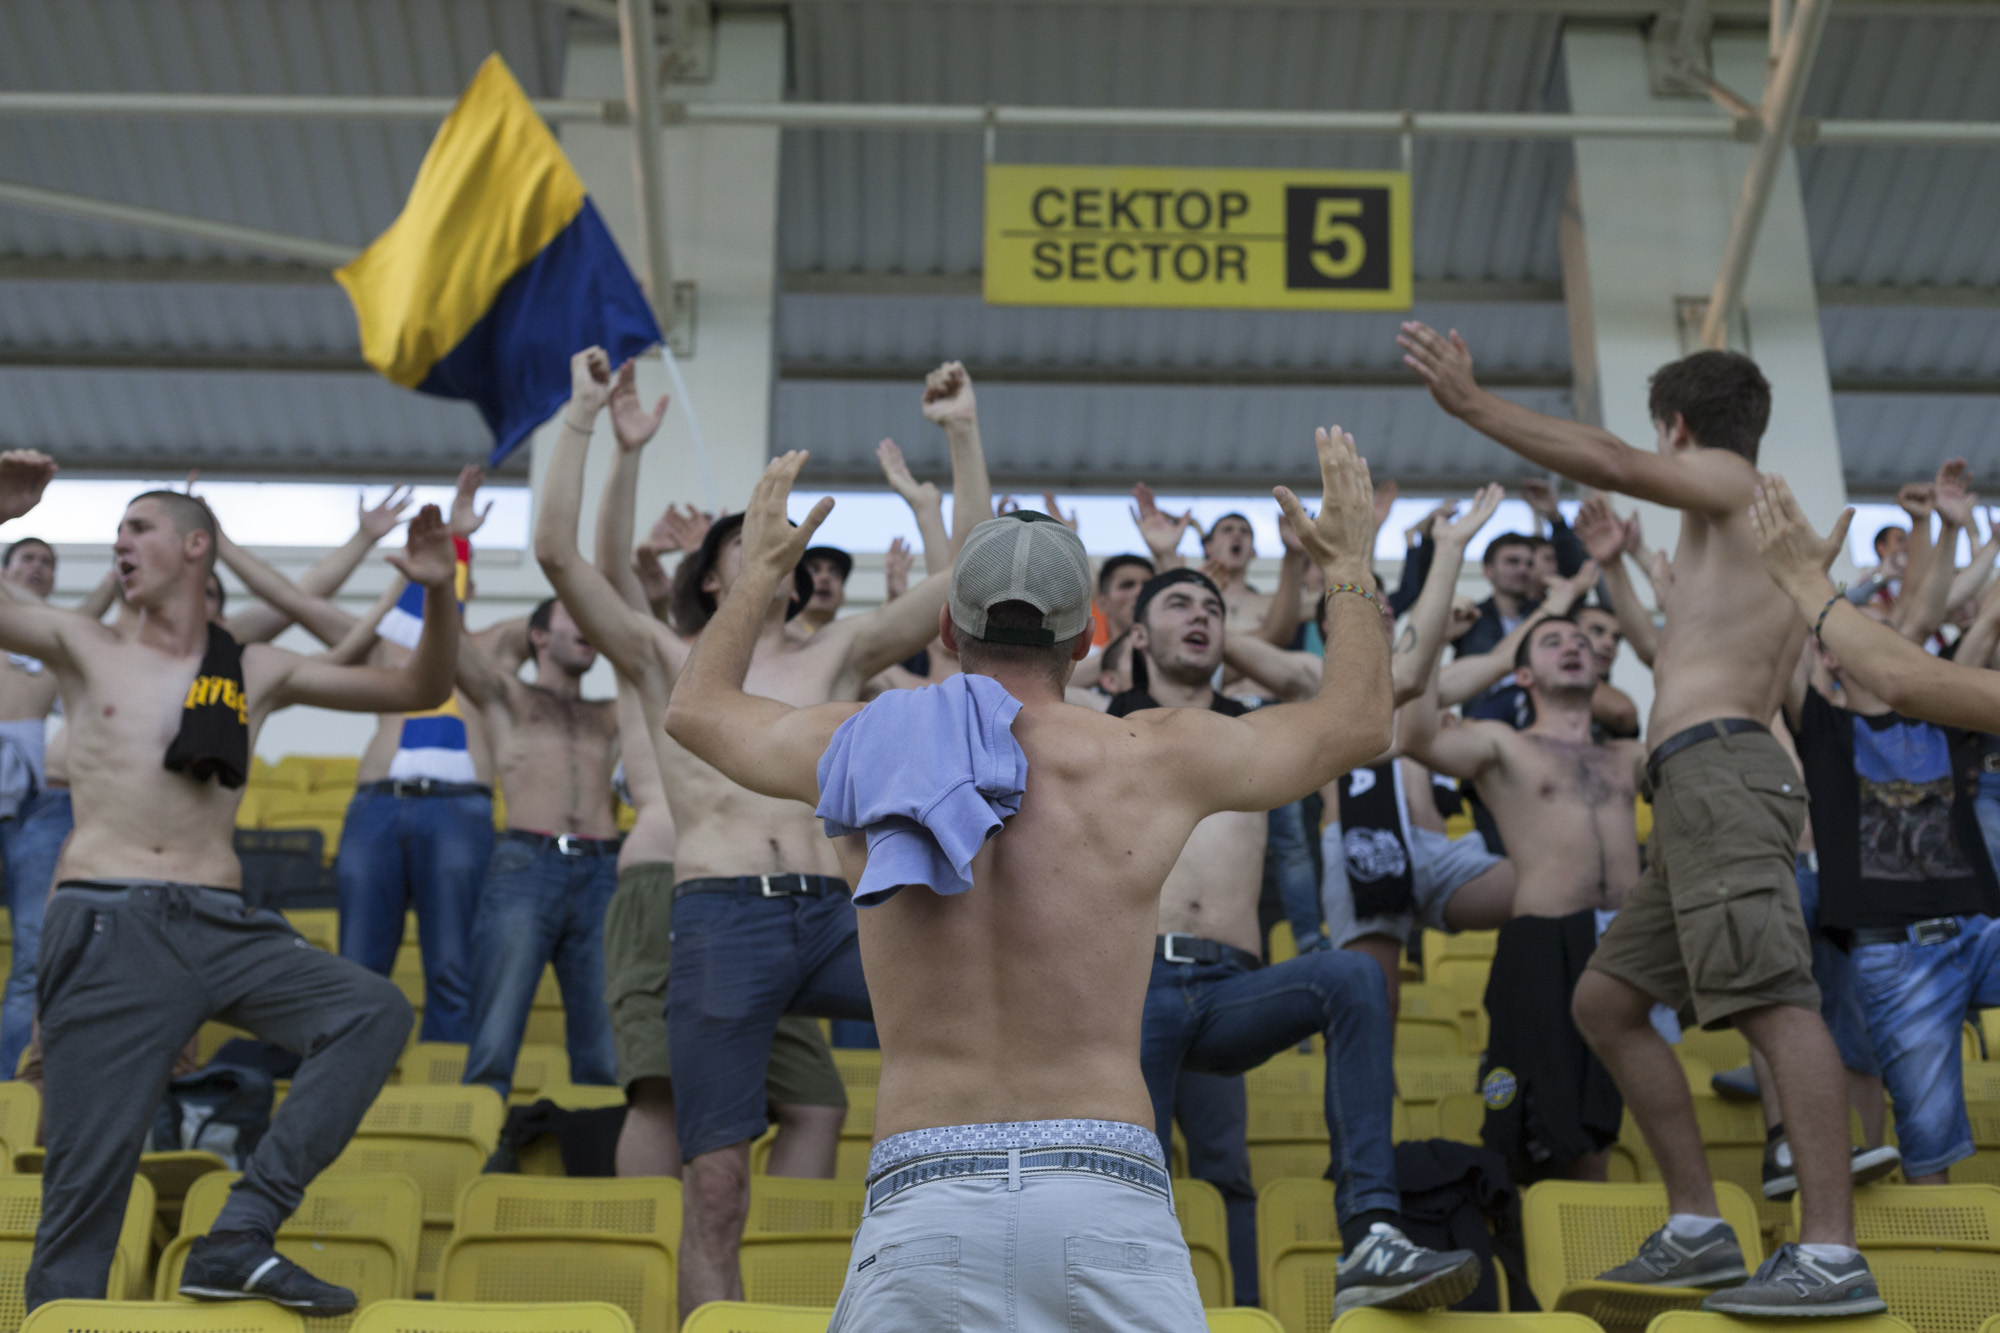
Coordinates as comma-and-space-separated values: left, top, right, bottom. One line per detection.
604, 861, 846, 1107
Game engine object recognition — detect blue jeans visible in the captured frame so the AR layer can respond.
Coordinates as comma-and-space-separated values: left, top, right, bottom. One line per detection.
336, 787, 493, 1043
1141, 949, 1399, 1228
1796, 857, 1879, 1077
462, 834, 620, 1095
667, 886, 872, 1161
1265, 801, 1325, 951
1174, 1070, 1258, 1307
1973, 772, 2000, 884
0, 790, 69, 1077
1850, 915, 2000, 1177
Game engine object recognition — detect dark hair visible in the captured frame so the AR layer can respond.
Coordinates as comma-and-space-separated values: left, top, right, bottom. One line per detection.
206, 570, 226, 615
1515, 613, 1579, 670
1482, 532, 1536, 565
3, 538, 52, 569
127, 490, 219, 573
1873, 525, 1906, 554
1647, 350, 1771, 462
1133, 568, 1223, 627
1097, 553, 1155, 595
1526, 536, 1552, 553
957, 600, 1083, 686
528, 597, 557, 638
1202, 513, 1253, 544
667, 512, 814, 636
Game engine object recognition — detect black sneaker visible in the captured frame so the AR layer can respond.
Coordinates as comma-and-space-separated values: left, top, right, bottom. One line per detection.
1596, 1221, 1747, 1287
1763, 1137, 1903, 1201
1332, 1222, 1482, 1315
1701, 1244, 1888, 1316
178, 1231, 358, 1317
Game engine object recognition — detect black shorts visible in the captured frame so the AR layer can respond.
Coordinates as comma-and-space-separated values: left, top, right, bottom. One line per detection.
1479, 909, 1623, 1183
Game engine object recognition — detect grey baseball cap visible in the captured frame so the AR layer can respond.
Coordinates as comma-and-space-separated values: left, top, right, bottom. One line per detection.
950, 512, 1094, 645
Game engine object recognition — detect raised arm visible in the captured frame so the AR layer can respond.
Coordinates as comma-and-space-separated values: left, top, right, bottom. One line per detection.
1954, 573, 2000, 672
1253, 522, 1309, 647
217, 531, 359, 649
0, 452, 84, 663
1131, 483, 1194, 572
1220, 633, 1319, 703
634, 505, 710, 625
318, 577, 406, 667
919, 362, 994, 553
1392, 484, 1502, 704
226, 485, 412, 644
533, 349, 672, 680
664, 452, 862, 804
1167, 426, 1395, 815
1754, 474, 2000, 732
262, 506, 459, 714
1397, 675, 1506, 784
1892, 461, 1970, 642
1946, 521, 2000, 616
1575, 497, 1660, 666
1436, 561, 1597, 707
1399, 323, 1755, 516
876, 439, 950, 576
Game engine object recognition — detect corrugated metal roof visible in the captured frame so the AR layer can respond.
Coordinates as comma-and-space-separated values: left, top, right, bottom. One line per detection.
1833, 393, 2000, 491
0, 280, 357, 355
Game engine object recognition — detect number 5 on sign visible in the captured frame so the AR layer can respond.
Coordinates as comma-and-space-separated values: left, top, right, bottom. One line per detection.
1312, 197, 1367, 281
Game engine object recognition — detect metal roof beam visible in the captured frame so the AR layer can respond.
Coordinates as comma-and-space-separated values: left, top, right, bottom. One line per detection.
0, 257, 337, 284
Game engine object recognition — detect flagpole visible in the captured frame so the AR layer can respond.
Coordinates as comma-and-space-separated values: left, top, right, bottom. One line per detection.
618, 0, 678, 351
659, 344, 719, 514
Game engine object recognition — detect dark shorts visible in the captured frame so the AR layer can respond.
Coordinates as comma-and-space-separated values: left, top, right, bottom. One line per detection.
666, 883, 871, 1161
604, 861, 845, 1106
1481, 909, 1622, 1182
1589, 727, 1819, 1028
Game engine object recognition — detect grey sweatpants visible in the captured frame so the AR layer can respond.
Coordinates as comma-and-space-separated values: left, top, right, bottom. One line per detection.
26, 881, 412, 1309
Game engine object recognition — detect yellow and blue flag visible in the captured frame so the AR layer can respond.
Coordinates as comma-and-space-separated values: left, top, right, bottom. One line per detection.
336, 54, 661, 465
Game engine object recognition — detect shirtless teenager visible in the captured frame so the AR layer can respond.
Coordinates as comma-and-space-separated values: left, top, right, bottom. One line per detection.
663, 424, 1433, 1327
541, 377, 849, 1182
538, 350, 989, 1315
1402, 616, 1643, 1182
452, 581, 621, 1095
1117, 568, 1479, 1316
9, 461, 457, 1315
1402, 322, 1882, 1314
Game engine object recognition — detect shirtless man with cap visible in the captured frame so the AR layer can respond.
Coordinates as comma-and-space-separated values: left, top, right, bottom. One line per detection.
666, 425, 1445, 1329
1401, 322, 1881, 1314
1, 454, 458, 1317
1401, 615, 1643, 1182
537, 349, 991, 1316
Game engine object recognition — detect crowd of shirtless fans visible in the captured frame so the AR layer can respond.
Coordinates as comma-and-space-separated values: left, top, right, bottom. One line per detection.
1, 321, 1996, 1322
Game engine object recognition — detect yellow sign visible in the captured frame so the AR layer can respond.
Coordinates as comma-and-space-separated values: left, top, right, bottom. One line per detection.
983, 164, 1412, 311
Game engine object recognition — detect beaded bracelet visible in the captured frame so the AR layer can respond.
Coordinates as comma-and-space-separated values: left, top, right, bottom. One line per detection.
1326, 581, 1380, 609
1811, 584, 1846, 646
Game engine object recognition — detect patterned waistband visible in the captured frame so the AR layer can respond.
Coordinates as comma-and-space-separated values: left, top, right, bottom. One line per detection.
864, 1120, 1167, 1212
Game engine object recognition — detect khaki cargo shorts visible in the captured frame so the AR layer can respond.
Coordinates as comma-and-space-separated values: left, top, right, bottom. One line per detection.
1588, 726, 1820, 1029
604, 861, 846, 1107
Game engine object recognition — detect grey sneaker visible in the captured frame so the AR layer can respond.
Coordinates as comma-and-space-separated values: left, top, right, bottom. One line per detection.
1596, 1221, 1748, 1288
1332, 1223, 1482, 1314
1763, 1138, 1903, 1201
1701, 1244, 1888, 1316
1712, 1064, 1761, 1101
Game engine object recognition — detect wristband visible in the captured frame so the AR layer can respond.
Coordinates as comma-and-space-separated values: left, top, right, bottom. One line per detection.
1812, 584, 1846, 645
1326, 582, 1380, 609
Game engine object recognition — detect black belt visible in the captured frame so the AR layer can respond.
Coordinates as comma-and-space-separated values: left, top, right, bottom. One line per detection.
1155, 933, 1263, 971
1646, 718, 1767, 781
358, 778, 492, 800
501, 829, 621, 857
1850, 917, 1964, 948
673, 874, 847, 899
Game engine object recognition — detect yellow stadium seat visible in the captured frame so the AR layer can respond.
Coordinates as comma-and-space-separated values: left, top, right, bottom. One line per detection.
511, 1044, 572, 1101
1521, 1180, 1762, 1330
540, 1083, 629, 1111
157, 1170, 421, 1308
261, 790, 354, 823
442, 1177, 680, 1329
1396, 1055, 1482, 1104
282, 909, 339, 953
328, 1085, 504, 1295
681, 1304, 831, 1333
1256, 1177, 1340, 1319
266, 757, 315, 793
1865, 1248, 2000, 1333
235, 789, 264, 829
1175, 1178, 1234, 1307
350, 1301, 634, 1333
1427, 958, 1492, 1017
830, 1048, 881, 1093
1245, 1053, 1323, 1101
745, 1177, 863, 1238
1438, 1091, 1487, 1146
1403, 1100, 1441, 1140
0, 1173, 155, 1318
1979, 1010, 2000, 1060
1329, 1312, 1600, 1333
1795, 1183, 2000, 1252
304, 756, 361, 792
1424, 929, 1498, 964
22, 1302, 306, 1332
0, 1081, 38, 1160
451, 1172, 679, 1247
739, 1237, 852, 1308
400, 1042, 469, 1086
1209, 1311, 1285, 1332
1402, 982, 1487, 1052
1397, 1017, 1465, 1058
1267, 921, 1298, 965
1677, 1028, 1751, 1074
1968, 1063, 2000, 1104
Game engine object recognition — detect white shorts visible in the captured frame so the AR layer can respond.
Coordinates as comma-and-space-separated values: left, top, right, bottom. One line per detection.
830, 1120, 1206, 1333
1320, 821, 1504, 948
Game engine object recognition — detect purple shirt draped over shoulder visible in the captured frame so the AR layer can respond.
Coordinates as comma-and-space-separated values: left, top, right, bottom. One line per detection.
815, 673, 1027, 906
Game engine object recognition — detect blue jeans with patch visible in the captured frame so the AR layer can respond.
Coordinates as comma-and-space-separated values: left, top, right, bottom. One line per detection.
462, 834, 620, 1095
1141, 949, 1399, 1228
336, 787, 494, 1043
1265, 801, 1326, 952
0, 790, 69, 1077
1796, 856, 1879, 1077
1849, 915, 2000, 1177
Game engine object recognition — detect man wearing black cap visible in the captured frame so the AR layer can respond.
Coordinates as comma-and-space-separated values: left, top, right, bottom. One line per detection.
797, 545, 853, 632
666, 424, 1476, 1327
537, 349, 992, 1319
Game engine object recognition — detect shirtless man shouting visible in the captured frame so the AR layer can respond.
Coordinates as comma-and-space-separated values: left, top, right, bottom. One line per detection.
666, 426, 1401, 1330
1402, 616, 1643, 1183
5, 457, 458, 1316
1401, 323, 1882, 1315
